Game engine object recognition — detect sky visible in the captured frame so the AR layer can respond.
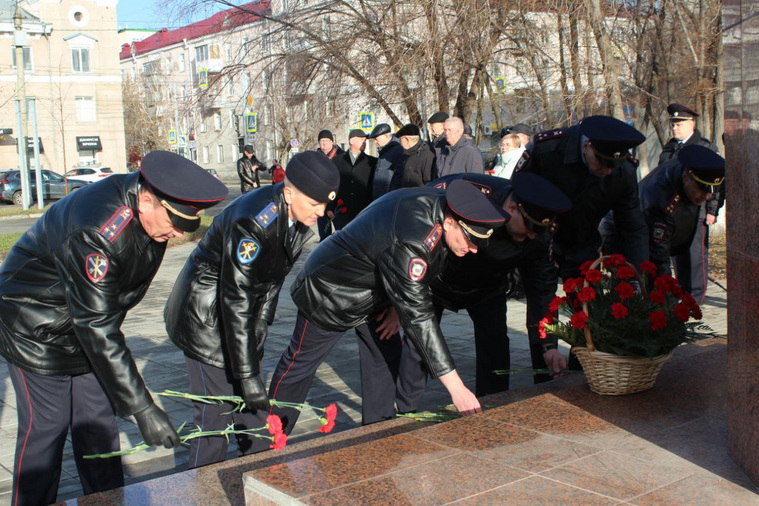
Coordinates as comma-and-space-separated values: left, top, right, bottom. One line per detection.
116, 0, 225, 31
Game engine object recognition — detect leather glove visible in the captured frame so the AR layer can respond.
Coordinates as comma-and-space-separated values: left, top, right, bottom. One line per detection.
240, 376, 270, 413
134, 403, 180, 449
253, 318, 268, 360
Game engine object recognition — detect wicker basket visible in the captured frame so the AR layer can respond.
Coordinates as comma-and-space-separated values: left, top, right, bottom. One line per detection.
573, 256, 673, 395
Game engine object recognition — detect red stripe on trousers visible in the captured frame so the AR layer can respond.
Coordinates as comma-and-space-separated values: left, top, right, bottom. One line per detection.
268, 318, 310, 414
14, 369, 34, 506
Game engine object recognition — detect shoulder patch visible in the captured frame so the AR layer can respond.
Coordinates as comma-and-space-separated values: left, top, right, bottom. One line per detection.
652, 222, 667, 243
86, 253, 109, 283
534, 128, 564, 143
98, 206, 133, 243
514, 149, 530, 172
408, 257, 428, 282
237, 239, 261, 264
424, 223, 443, 251
664, 194, 681, 216
255, 202, 278, 228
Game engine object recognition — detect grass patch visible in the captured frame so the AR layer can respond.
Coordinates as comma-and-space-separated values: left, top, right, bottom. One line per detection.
0, 203, 53, 217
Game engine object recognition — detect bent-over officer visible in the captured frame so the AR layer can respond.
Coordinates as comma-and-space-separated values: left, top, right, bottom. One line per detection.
164, 152, 339, 468
0, 151, 227, 505
396, 173, 572, 412
248, 180, 508, 451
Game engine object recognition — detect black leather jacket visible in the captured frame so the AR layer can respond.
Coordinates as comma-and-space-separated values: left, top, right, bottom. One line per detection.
0, 173, 164, 416
165, 184, 310, 379
238, 155, 261, 193
291, 187, 455, 378
519, 125, 648, 272
428, 174, 557, 345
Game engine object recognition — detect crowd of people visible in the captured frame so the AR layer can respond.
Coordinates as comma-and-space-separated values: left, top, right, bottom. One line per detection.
0, 103, 725, 504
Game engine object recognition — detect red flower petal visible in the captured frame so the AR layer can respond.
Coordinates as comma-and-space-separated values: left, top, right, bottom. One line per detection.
266, 414, 283, 435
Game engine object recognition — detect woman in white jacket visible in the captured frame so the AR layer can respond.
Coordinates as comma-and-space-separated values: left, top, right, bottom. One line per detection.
490, 133, 524, 179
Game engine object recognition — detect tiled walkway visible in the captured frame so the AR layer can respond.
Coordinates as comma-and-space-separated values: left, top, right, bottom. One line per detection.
0, 234, 733, 505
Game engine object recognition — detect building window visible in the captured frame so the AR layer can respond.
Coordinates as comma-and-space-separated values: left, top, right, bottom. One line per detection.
179, 53, 186, 72
11, 47, 32, 72
202, 146, 209, 164
195, 45, 209, 62
232, 143, 239, 159
143, 61, 155, 75
264, 104, 272, 126
75, 96, 96, 122
216, 144, 224, 163
71, 48, 91, 73
214, 112, 222, 131
200, 120, 207, 133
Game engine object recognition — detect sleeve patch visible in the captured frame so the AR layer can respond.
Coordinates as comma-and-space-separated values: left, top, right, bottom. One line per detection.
514, 150, 530, 172
237, 239, 261, 264
424, 223, 443, 251
255, 202, 278, 228
664, 195, 681, 215
653, 222, 667, 243
86, 254, 109, 283
98, 206, 133, 243
408, 258, 428, 282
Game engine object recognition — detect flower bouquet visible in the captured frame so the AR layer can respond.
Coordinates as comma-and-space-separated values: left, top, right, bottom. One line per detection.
541, 254, 704, 395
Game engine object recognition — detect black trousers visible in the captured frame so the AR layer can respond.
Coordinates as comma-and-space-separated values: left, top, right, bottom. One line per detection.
250, 311, 401, 452
184, 357, 269, 469
8, 364, 123, 506
675, 207, 709, 304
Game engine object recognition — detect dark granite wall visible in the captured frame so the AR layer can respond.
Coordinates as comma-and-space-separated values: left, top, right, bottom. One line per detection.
723, 0, 759, 487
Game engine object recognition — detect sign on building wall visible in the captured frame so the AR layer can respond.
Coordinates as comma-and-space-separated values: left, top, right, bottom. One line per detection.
246, 112, 258, 133
168, 129, 177, 145
359, 112, 374, 131
198, 69, 208, 89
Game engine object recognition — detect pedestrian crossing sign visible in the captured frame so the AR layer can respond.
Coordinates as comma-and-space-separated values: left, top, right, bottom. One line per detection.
198, 69, 208, 89
359, 112, 374, 131
246, 113, 258, 133
168, 129, 177, 144
495, 77, 507, 93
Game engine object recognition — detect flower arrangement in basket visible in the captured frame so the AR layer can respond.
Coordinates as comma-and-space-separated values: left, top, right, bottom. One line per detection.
541, 254, 704, 395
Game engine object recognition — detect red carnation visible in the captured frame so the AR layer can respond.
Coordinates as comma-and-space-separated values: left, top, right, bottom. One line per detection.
539, 317, 550, 339
614, 282, 635, 301
266, 414, 283, 435
549, 296, 565, 312
585, 269, 603, 284
611, 302, 629, 319
650, 310, 668, 331
580, 260, 594, 275
681, 292, 698, 309
654, 274, 678, 292
670, 284, 683, 298
616, 265, 636, 280
563, 277, 582, 294
650, 289, 666, 305
673, 303, 691, 322
270, 431, 288, 451
605, 254, 627, 267
319, 420, 336, 434
577, 286, 597, 303
325, 403, 338, 424
570, 311, 589, 329
640, 260, 657, 278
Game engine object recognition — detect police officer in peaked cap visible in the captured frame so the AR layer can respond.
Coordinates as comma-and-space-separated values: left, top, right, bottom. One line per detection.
165, 151, 340, 468
0, 150, 227, 504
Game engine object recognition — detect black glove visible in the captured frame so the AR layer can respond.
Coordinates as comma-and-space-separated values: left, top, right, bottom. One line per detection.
240, 376, 270, 412
253, 319, 268, 359
134, 403, 180, 449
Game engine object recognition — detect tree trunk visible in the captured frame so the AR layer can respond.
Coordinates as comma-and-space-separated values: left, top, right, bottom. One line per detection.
586, 0, 625, 118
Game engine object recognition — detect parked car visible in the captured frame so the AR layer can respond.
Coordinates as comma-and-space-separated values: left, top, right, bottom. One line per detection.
205, 168, 220, 179
64, 166, 114, 183
0, 170, 89, 205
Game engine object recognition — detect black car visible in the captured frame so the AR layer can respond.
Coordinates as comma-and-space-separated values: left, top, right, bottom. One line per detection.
0, 170, 89, 205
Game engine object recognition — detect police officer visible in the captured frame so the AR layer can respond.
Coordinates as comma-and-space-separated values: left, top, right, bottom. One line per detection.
248, 180, 508, 451
367, 123, 405, 199
518, 115, 648, 283
396, 173, 572, 412
0, 151, 228, 505
659, 103, 722, 302
633, 145, 724, 283
164, 152, 339, 468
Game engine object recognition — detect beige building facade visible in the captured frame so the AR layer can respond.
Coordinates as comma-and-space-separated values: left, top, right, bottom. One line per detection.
0, 0, 127, 174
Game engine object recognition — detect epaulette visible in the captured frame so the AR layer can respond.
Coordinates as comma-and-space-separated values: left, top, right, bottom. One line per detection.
664, 194, 681, 216
533, 128, 564, 143
255, 202, 278, 228
424, 223, 443, 251
627, 153, 639, 167
98, 206, 133, 243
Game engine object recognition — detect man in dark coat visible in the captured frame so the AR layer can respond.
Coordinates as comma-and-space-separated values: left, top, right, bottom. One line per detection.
315, 129, 344, 240
658, 103, 722, 302
247, 180, 508, 452
368, 123, 406, 199
331, 129, 377, 230
237, 144, 262, 193
0, 151, 227, 505
165, 152, 339, 468
397, 124, 435, 187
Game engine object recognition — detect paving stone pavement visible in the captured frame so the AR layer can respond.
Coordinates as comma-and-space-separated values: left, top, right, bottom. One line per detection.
0, 231, 729, 505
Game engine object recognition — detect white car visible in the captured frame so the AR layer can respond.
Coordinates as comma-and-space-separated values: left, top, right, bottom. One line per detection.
64, 166, 115, 183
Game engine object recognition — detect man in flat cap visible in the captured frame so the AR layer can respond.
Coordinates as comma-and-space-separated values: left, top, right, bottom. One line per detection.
518, 116, 648, 356
396, 172, 572, 410
658, 103, 722, 302
238, 144, 263, 193
397, 123, 436, 188
367, 123, 405, 199
315, 129, 344, 240
0, 150, 228, 504
165, 151, 339, 468
428, 111, 450, 161
437, 117, 485, 177
604, 145, 725, 290
248, 180, 507, 451
331, 129, 377, 231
